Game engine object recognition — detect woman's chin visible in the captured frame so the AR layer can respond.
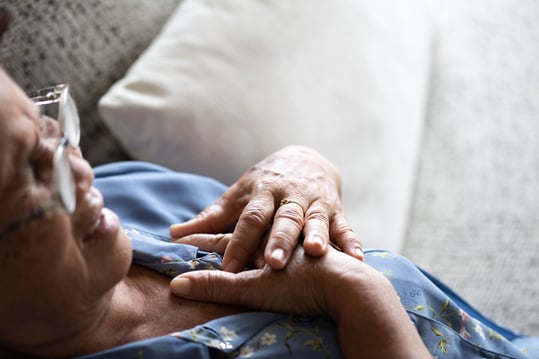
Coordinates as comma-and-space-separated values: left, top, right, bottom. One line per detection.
85, 209, 133, 293
83, 207, 132, 272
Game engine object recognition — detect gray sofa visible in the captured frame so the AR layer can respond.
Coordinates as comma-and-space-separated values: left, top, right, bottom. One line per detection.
1, 0, 537, 336
403, 0, 539, 335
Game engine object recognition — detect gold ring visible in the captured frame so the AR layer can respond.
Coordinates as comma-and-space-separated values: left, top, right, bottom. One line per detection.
279, 199, 306, 214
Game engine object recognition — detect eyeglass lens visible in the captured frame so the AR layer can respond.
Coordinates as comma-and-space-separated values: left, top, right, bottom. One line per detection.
31, 85, 80, 214
58, 86, 80, 146
32, 85, 80, 146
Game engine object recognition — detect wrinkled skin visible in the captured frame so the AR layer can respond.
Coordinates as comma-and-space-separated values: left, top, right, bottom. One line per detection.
171, 145, 364, 272
171, 245, 432, 359
0, 67, 364, 358
0, 68, 133, 356
0, 62, 429, 359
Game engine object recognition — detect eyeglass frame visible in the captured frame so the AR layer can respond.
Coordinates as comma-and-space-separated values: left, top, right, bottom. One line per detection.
0, 84, 80, 241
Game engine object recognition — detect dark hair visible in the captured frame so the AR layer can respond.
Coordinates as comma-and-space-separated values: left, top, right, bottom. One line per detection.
0, 7, 12, 41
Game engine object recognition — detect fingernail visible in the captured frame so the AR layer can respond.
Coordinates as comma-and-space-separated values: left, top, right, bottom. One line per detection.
271, 248, 285, 263
355, 247, 364, 260
171, 278, 191, 295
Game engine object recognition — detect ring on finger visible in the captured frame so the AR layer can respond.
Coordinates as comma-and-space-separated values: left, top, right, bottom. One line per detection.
279, 198, 306, 214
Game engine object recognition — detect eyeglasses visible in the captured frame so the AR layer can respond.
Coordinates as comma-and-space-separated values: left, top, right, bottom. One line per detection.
0, 84, 80, 240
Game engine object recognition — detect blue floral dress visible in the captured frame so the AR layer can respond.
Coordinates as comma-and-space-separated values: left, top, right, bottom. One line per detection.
76, 161, 539, 359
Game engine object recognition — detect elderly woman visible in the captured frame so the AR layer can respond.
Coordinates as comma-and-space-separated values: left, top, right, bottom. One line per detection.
0, 65, 411, 357
1, 41, 538, 359
1, 68, 538, 359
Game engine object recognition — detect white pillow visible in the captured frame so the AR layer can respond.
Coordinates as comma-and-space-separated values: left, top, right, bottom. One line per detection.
99, 0, 431, 252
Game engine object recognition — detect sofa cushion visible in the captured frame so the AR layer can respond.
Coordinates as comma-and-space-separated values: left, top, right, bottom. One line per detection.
99, 0, 431, 251
0, 0, 181, 165
403, 0, 539, 335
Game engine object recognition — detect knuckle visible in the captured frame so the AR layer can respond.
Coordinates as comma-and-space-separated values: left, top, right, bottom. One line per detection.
213, 233, 231, 252
198, 203, 219, 218
334, 222, 356, 237
304, 207, 329, 224
270, 226, 300, 248
193, 205, 222, 232
277, 206, 304, 228
255, 178, 279, 192
196, 271, 219, 298
271, 231, 296, 247
332, 221, 358, 243
228, 238, 254, 259
241, 204, 270, 229
198, 270, 258, 307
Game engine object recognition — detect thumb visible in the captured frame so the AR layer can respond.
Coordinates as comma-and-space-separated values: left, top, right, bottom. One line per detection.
170, 265, 322, 316
170, 269, 269, 308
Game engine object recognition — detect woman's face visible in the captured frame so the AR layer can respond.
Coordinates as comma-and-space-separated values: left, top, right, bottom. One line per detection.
0, 69, 132, 351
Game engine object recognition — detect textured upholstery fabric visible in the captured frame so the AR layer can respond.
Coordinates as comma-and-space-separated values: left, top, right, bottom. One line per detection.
403, 0, 539, 335
0, 0, 181, 165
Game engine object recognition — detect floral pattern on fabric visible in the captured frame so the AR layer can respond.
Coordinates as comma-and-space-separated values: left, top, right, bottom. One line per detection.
368, 250, 535, 359
171, 312, 341, 358
81, 229, 539, 359
126, 227, 223, 277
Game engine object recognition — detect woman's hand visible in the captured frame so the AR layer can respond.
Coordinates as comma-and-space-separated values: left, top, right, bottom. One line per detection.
170, 247, 431, 359
171, 245, 353, 316
170, 145, 363, 272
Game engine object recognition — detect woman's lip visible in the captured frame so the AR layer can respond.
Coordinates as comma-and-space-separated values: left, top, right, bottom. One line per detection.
84, 208, 120, 242
89, 217, 101, 233
78, 187, 105, 238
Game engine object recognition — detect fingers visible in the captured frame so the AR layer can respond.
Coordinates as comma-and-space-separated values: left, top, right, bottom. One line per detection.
330, 213, 364, 261
170, 200, 237, 239
171, 269, 262, 304
170, 246, 323, 316
172, 233, 232, 254
224, 197, 362, 271
171, 267, 283, 312
222, 193, 275, 272
301, 201, 363, 261
263, 199, 306, 270
170, 187, 363, 273
302, 201, 330, 257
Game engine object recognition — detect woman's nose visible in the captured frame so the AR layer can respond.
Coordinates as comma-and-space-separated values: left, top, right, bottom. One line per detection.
69, 149, 94, 200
